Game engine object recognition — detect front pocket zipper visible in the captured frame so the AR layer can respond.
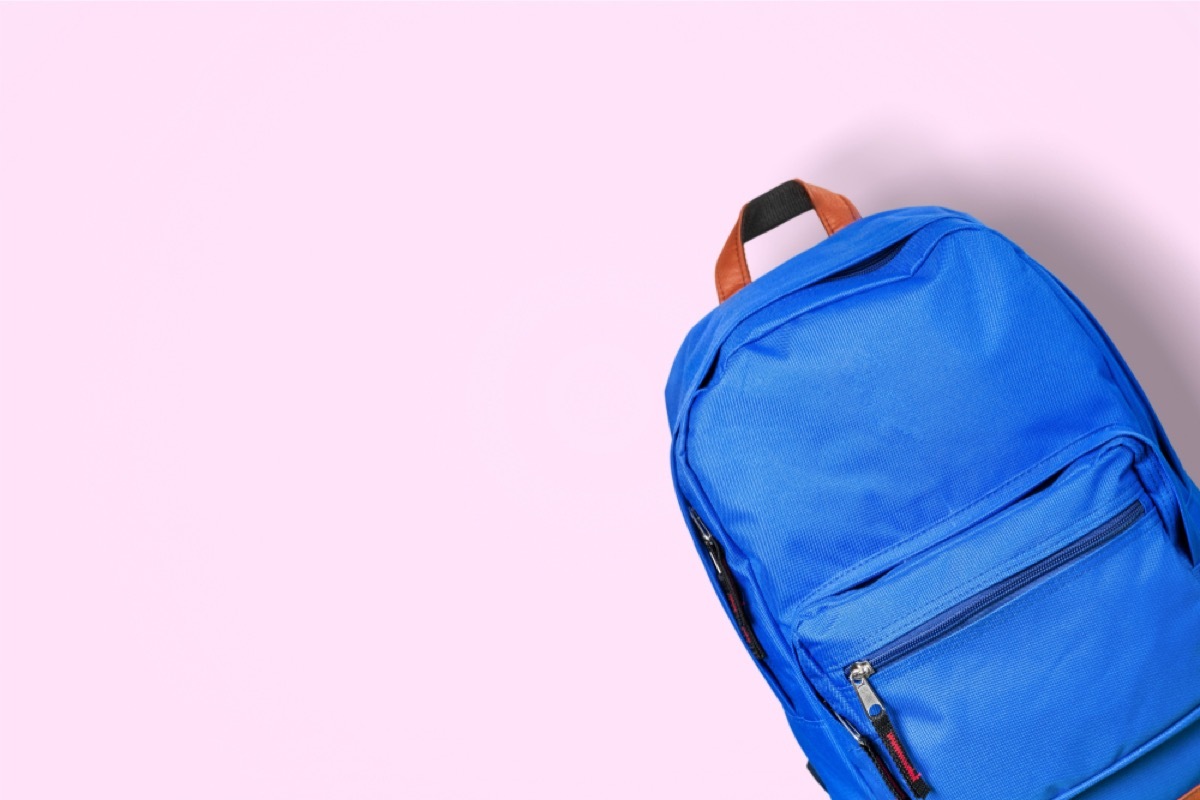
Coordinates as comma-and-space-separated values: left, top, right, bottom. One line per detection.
688, 508, 766, 660
848, 660, 931, 798
841, 498, 1147, 799
829, 701, 910, 800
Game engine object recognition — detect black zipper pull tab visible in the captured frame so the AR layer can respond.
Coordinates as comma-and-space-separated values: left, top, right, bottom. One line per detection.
849, 662, 931, 798
831, 708, 910, 800
688, 508, 766, 660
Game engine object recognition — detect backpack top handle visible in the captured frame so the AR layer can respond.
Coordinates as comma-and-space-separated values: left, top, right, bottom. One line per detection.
715, 179, 861, 303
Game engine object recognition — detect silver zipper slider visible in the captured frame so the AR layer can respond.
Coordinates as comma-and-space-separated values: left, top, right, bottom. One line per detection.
849, 661, 885, 719
847, 660, 931, 798
688, 509, 724, 576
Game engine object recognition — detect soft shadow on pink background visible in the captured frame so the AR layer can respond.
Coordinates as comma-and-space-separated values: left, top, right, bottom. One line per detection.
1, 4, 1198, 799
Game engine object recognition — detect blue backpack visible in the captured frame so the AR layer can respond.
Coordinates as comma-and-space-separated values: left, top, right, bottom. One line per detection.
665, 180, 1200, 800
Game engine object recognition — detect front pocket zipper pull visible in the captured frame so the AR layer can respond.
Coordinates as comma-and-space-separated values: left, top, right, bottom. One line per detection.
831, 708, 910, 800
849, 661, 931, 798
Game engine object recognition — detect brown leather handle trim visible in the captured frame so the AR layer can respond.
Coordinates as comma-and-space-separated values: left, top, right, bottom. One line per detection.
1180, 785, 1200, 800
715, 179, 860, 303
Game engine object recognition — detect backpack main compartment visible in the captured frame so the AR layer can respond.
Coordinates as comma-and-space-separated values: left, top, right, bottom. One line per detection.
666, 199, 1200, 799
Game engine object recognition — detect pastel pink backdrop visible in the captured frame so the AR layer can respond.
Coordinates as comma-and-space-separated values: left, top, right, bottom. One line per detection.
1, 4, 1198, 799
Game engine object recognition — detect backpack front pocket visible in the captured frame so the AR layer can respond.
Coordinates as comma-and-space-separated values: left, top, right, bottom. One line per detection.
796, 437, 1200, 800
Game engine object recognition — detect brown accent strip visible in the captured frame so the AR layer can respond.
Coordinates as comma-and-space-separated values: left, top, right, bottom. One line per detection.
1180, 785, 1200, 800
714, 179, 860, 303
715, 207, 753, 304
802, 180, 861, 237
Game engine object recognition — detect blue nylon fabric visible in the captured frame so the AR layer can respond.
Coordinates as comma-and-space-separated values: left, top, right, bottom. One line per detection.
666, 207, 1200, 798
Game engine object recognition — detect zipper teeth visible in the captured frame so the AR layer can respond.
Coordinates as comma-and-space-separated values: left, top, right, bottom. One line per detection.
852, 499, 1146, 674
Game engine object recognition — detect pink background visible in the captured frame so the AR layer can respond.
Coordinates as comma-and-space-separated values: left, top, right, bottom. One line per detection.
1, 4, 1198, 798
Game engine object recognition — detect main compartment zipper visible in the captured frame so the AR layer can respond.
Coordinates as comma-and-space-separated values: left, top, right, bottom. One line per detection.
841, 498, 1147, 798
688, 508, 766, 660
